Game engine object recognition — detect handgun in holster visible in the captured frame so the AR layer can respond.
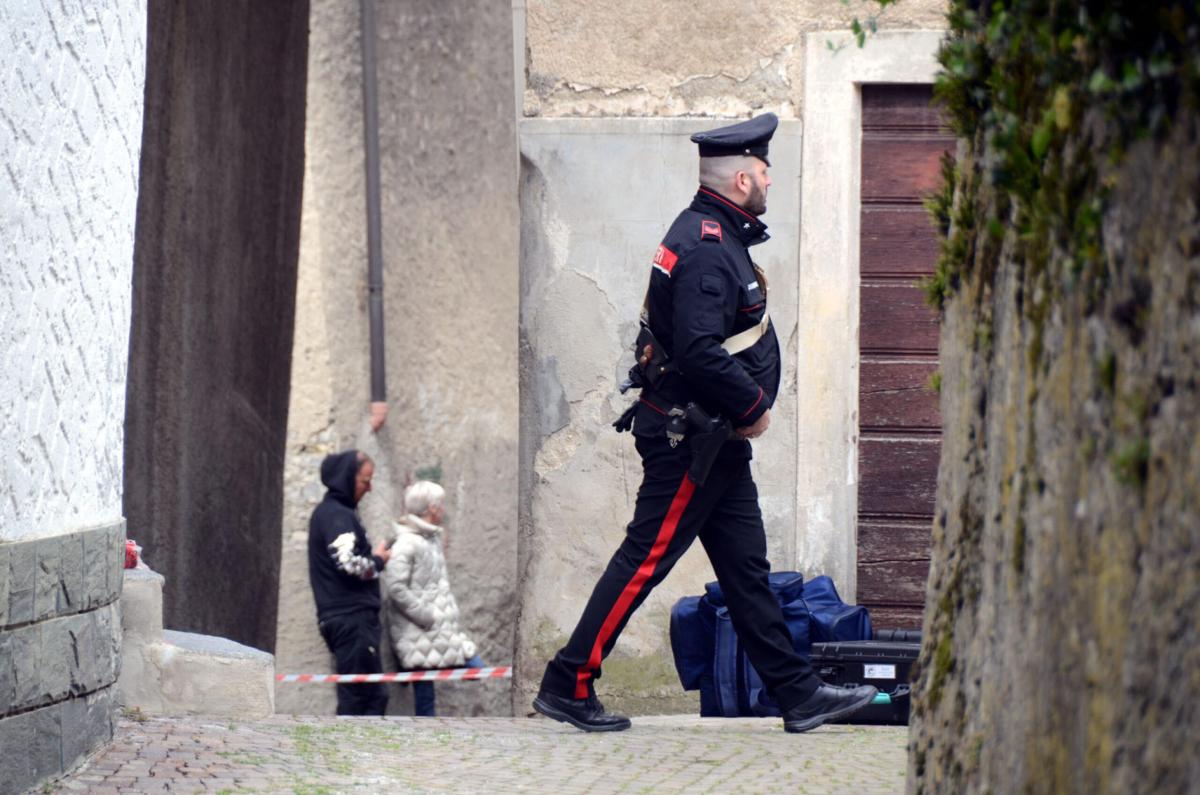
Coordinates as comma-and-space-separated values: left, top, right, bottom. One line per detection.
669, 402, 732, 487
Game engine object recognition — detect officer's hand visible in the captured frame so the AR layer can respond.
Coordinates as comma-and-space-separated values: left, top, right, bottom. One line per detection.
735, 409, 770, 440
373, 540, 392, 565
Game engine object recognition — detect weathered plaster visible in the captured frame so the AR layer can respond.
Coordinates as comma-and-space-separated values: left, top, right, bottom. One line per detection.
515, 118, 801, 714
522, 0, 948, 117
797, 30, 945, 599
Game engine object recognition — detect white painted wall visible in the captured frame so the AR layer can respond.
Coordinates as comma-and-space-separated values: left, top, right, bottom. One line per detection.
0, 1, 147, 541
796, 30, 946, 597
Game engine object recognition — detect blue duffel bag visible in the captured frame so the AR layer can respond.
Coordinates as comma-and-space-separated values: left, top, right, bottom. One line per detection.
669, 572, 871, 717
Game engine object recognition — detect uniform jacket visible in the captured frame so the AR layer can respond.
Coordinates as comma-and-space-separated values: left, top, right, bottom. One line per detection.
308, 450, 385, 622
382, 514, 478, 670
633, 187, 781, 442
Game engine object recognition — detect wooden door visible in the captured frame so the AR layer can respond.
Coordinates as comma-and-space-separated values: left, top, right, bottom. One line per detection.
856, 84, 954, 629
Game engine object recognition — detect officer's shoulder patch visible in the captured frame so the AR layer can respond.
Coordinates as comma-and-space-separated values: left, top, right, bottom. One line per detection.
652, 243, 679, 276
700, 219, 723, 242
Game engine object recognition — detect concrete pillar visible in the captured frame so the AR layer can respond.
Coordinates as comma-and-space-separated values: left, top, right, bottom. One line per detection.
0, 2, 147, 790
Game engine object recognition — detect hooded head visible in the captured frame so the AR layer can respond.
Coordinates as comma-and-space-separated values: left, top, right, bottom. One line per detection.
320, 450, 373, 506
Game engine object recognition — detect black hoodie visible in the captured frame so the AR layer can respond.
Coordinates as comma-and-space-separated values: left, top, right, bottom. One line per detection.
307, 450, 386, 621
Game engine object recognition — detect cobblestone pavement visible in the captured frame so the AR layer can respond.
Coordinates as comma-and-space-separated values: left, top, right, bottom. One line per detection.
44, 714, 909, 794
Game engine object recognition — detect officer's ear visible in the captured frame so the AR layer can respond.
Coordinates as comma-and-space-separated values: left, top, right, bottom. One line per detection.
734, 169, 751, 195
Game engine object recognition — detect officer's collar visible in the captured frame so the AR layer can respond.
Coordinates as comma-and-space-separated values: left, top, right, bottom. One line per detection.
693, 187, 770, 246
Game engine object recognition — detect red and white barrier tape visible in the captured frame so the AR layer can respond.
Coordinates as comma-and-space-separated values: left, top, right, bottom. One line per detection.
276, 666, 512, 684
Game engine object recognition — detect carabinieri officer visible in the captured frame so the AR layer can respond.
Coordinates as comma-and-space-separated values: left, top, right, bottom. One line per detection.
533, 113, 878, 733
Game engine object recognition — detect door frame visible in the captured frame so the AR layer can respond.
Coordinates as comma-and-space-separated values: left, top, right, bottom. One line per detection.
795, 30, 946, 600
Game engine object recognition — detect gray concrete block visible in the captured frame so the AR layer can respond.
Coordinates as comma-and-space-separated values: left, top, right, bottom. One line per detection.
0, 707, 37, 787
34, 535, 64, 623
61, 685, 116, 771
8, 699, 64, 787
94, 602, 120, 687
7, 540, 36, 626
2, 604, 122, 717
82, 524, 113, 611
39, 616, 72, 706
0, 632, 14, 715
120, 568, 163, 642
59, 533, 85, 614
66, 605, 120, 697
106, 523, 125, 600
0, 543, 10, 627
67, 609, 98, 694
11, 623, 40, 710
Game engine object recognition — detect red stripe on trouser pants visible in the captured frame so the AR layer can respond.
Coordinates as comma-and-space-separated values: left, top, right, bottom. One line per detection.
575, 474, 696, 698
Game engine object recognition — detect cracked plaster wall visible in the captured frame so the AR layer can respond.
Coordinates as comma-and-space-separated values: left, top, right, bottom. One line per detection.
522, 0, 948, 118
515, 119, 802, 715
275, 0, 519, 716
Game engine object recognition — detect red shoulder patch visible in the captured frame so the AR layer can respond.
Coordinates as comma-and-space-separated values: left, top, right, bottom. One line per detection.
700, 220, 723, 241
652, 244, 679, 276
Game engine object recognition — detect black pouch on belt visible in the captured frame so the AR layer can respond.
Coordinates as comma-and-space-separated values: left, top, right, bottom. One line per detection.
633, 325, 675, 390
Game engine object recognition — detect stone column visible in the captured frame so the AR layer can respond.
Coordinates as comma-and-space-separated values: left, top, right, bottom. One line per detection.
0, 2, 147, 791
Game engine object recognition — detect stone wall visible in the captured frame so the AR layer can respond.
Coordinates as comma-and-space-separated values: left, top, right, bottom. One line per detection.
275, 0, 519, 716
908, 98, 1200, 795
124, 2, 310, 654
0, 524, 126, 788
0, 2, 145, 790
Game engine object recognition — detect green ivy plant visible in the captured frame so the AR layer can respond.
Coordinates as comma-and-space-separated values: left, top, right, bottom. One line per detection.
925, 0, 1200, 318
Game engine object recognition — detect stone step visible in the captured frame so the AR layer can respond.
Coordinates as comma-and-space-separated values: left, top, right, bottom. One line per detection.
119, 569, 274, 718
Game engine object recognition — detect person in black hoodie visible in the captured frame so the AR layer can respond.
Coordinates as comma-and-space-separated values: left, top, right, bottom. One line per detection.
308, 449, 392, 715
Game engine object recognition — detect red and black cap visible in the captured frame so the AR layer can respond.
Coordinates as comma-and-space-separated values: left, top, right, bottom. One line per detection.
690, 112, 779, 165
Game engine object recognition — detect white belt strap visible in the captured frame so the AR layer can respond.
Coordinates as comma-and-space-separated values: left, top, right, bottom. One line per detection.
722, 314, 770, 356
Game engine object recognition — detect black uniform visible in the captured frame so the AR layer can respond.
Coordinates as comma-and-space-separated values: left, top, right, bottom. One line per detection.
538, 184, 820, 712
308, 450, 389, 716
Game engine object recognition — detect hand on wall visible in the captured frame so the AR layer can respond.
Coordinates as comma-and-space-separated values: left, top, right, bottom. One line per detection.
368, 401, 388, 432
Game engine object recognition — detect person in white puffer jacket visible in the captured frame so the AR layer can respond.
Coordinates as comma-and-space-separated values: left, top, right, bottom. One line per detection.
382, 480, 482, 716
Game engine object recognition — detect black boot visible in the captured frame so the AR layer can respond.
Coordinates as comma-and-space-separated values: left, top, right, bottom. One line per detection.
533, 691, 632, 732
781, 684, 878, 734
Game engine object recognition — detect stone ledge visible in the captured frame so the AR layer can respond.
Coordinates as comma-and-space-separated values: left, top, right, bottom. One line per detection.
0, 684, 116, 795
0, 520, 125, 629
0, 601, 121, 718
121, 629, 275, 719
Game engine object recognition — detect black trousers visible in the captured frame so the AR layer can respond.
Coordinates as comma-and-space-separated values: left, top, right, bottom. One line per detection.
319, 608, 388, 716
540, 435, 819, 711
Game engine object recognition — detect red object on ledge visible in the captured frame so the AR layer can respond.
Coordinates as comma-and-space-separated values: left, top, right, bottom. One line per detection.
125, 540, 140, 569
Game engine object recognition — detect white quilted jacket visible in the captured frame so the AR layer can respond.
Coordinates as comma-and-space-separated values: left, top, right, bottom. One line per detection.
382, 514, 477, 670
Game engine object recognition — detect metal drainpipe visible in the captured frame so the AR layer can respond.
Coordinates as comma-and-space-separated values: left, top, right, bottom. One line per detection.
361, 0, 386, 404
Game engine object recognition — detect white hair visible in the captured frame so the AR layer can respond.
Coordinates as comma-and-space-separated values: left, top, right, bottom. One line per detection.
404, 480, 445, 516
698, 154, 757, 194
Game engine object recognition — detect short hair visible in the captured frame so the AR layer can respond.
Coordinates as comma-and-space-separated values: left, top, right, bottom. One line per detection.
355, 451, 373, 470
699, 154, 757, 193
404, 480, 445, 516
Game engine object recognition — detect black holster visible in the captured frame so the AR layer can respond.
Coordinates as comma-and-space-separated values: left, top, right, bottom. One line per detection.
680, 403, 732, 487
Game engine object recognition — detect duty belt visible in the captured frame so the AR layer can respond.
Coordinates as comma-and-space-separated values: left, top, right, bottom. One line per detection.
721, 313, 770, 356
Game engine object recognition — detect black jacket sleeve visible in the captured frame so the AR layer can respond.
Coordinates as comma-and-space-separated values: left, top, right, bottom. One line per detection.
670, 244, 769, 425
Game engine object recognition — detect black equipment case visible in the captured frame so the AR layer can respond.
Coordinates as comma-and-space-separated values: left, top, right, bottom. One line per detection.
809, 631, 921, 725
